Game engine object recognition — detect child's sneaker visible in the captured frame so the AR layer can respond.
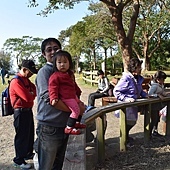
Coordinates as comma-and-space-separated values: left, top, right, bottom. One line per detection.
13, 162, 32, 169
74, 122, 86, 129
65, 127, 81, 135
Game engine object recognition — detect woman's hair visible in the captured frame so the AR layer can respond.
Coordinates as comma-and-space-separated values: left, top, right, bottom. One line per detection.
52, 50, 73, 72
97, 70, 104, 76
153, 70, 167, 83
41, 38, 61, 54
127, 58, 143, 73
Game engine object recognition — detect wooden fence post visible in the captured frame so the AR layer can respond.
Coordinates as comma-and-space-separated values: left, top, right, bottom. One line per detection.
120, 108, 126, 151
96, 115, 105, 163
144, 104, 151, 145
166, 101, 170, 135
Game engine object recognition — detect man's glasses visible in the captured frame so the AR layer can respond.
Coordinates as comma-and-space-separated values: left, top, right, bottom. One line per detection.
45, 47, 60, 53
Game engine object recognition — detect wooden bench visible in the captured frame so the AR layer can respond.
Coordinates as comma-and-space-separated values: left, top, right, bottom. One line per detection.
142, 77, 151, 91
102, 96, 117, 106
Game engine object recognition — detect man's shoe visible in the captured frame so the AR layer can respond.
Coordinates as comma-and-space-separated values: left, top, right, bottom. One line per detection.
65, 127, 81, 135
127, 137, 134, 148
13, 162, 32, 169
24, 153, 35, 160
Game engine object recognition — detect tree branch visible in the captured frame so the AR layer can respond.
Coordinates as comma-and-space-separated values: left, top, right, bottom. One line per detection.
132, 46, 140, 59
148, 23, 163, 40
127, 0, 140, 44
148, 29, 161, 58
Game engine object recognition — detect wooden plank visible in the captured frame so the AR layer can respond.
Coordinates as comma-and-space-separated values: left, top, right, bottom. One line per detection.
144, 104, 151, 145
96, 116, 105, 163
120, 108, 126, 151
166, 102, 170, 135
63, 129, 86, 170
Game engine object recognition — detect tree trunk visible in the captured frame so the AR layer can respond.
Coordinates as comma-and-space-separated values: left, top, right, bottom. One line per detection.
75, 56, 79, 73
103, 0, 140, 71
104, 48, 107, 75
145, 56, 151, 71
93, 48, 96, 70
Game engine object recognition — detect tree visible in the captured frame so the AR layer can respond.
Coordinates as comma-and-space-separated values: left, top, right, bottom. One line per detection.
28, 0, 140, 70
86, 3, 118, 72
58, 3, 118, 72
132, 1, 170, 70
3, 36, 43, 66
0, 51, 11, 72
28, 0, 170, 70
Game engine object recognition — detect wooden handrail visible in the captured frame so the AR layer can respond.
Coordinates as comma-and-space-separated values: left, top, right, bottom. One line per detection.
83, 96, 170, 164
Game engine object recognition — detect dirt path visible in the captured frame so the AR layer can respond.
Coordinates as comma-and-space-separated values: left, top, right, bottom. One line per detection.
0, 82, 170, 170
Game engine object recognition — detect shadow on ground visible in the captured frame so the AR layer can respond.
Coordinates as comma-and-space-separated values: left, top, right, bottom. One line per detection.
86, 132, 170, 170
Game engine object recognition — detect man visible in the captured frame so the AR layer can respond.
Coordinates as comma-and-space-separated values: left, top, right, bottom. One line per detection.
36, 38, 84, 169
9, 60, 37, 169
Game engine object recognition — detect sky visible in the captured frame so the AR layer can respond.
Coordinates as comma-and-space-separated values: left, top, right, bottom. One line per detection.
0, 0, 90, 50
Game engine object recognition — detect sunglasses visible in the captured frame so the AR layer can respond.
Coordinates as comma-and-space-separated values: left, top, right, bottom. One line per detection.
45, 47, 60, 53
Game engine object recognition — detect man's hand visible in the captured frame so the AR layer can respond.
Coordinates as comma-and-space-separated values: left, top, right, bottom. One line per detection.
79, 102, 86, 115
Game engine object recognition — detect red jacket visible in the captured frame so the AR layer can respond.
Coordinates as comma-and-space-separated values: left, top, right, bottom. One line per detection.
49, 71, 82, 103
9, 73, 36, 108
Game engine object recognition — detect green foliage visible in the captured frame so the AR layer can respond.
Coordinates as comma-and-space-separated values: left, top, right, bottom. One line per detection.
28, 0, 80, 16
37, 54, 47, 69
132, 1, 170, 70
0, 51, 11, 72
26, 1, 170, 71
3, 36, 43, 66
57, 2, 119, 71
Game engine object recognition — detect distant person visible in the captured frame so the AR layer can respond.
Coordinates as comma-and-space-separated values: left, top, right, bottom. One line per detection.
49, 50, 86, 135
78, 67, 81, 74
88, 70, 110, 106
113, 58, 148, 147
0, 67, 6, 85
148, 70, 170, 137
9, 60, 37, 169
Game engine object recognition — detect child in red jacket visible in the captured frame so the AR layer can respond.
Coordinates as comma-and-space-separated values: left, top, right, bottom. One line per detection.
49, 50, 86, 135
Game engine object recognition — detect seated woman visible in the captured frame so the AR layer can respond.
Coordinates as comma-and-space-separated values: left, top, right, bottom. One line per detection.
88, 70, 110, 107
113, 58, 148, 147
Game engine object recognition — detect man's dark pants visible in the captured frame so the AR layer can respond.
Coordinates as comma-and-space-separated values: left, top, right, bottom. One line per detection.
13, 109, 34, 164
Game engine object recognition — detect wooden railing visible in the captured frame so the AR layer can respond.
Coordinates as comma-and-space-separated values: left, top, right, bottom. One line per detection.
82, 70, 98, 86
83, 97, 170, 164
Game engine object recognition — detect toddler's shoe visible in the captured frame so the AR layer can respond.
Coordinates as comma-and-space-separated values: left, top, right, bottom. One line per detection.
65, 127, 81, 135
74, 122, 86, 129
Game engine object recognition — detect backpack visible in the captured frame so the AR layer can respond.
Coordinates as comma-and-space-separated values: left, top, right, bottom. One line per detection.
1, 75, 24, 116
